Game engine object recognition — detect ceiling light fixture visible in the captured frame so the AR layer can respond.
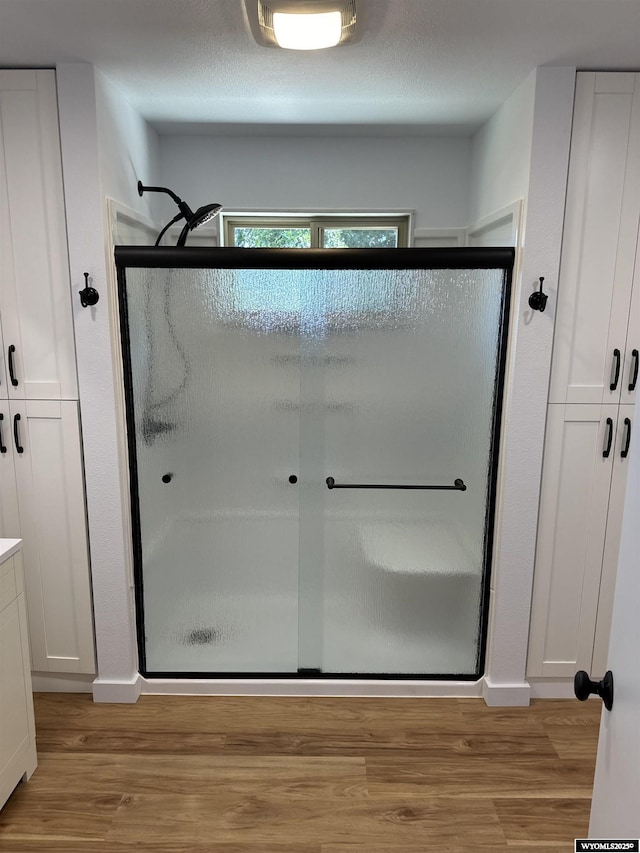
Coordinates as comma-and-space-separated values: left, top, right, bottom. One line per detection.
246, 0, 358, 50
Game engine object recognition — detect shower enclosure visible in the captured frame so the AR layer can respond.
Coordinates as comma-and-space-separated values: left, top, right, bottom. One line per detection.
116, 247, 513, 679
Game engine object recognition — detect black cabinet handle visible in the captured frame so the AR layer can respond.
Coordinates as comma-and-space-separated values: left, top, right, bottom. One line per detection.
574, 670, 614, 711
629, 348, 639, 392
8, 345, 18, 387
621, 417, 631, 459
0, 414, 6, 454
13, 413, 23, 454
326, 476, 466, 491
610, 348, 621, 391
603, 417, 614, 458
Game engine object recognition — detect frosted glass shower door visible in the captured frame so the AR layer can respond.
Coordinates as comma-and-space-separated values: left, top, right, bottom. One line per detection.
116, 248, 512, 679
297, 267, 509, 677
119, 265, 302, 674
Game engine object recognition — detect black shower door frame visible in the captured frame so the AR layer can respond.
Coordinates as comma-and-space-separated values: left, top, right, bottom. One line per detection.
115, 247, 514, 680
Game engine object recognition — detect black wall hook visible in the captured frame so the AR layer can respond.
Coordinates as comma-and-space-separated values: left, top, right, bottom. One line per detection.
528, 276, 548, 312
79, 272, 99, 308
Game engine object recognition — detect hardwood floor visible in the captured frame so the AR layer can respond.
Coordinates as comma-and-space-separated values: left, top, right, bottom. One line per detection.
0, 694, 601, 851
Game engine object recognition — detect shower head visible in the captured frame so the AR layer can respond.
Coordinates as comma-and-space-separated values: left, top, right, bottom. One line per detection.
137, 181, 222, 247
176, 202, 223, 247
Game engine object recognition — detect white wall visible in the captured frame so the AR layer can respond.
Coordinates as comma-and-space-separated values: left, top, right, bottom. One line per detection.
94, 70, 161, 219
56, 62, 161, 700
477, 67, 576, 703
159, 134, 472, 230
469, 72, 537, 224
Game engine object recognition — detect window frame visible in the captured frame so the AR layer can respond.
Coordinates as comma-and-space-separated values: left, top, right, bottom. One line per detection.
222, 214, 410, 249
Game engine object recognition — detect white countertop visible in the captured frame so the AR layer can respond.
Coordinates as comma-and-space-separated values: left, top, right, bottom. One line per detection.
0, 538, 22, 563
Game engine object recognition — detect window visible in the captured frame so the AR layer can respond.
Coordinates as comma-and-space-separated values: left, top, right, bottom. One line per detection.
223, 215, 410, 248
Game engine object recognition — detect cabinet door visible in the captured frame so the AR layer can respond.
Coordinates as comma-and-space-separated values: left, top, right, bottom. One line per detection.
591, 405, 635, 676
549, 72, 640, 405
527, 404, 617, 677
10, 399, 94, 674
620, 232, 639, 406
0, 399, 20, 537
0, 70, 77, 400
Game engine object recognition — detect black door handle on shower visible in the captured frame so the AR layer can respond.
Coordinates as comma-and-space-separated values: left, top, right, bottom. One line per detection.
621, 417, 632, 459
603, 417, 614, 458
13, 413, 23, 454
326, 476, 466, 491
610, 348, 621, 391
8, 345, 18, 387
0, 414, 6, 454
629, 349, 639, 392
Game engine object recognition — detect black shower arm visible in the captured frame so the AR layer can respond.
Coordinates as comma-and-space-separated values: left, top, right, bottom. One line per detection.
138, 182, 182, 205
138, 181, 194, 221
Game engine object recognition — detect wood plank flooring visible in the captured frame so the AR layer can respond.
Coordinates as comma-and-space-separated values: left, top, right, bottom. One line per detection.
0, 694, 601, 851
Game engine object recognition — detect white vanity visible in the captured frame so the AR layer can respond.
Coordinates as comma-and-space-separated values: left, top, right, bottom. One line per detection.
0, 539, 37, 810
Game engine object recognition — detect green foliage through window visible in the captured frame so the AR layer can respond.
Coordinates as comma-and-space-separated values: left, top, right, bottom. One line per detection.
226, 217, 408, 249
234, 228, 311, 248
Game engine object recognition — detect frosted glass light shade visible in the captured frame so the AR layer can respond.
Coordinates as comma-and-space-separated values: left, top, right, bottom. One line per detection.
273, 10, 342, 50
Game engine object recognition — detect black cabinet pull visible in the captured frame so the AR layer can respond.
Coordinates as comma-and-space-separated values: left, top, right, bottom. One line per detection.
13, 413, 23, 454
603, 417, 614, 458
629, 348, 639, 392
610, 348, 621, 391
8, 345, 18, 387
621, 417, 632, 459
326, 476, 466, 491
0, 414, 6, 454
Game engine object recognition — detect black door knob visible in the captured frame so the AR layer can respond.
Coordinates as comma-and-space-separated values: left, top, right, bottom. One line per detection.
574, 670, 614, 711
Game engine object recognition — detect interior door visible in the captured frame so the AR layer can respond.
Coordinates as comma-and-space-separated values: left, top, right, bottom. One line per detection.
588, 415, 639, 836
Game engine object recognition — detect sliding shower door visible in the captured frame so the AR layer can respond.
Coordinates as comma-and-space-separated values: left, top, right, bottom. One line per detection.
120, 265, 302, 673
301, 269, 507, 676
117, 248, 512, 678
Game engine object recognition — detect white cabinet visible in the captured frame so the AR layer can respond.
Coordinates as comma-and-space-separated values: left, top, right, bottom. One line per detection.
0, 542, 37, 811
548, 72, 639, 408
528, 72, 639, 682
0, 402, 20, 537
0, 70, 78, 400
10, 400, 95, 674
528, 404, 632, 677
0, 70, 95, 677
0, 400, 94, 674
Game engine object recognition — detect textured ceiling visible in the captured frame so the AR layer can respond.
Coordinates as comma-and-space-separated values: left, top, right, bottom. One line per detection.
0, 0, 639, 133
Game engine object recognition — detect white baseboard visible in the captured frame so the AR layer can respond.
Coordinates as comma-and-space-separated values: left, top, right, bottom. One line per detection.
482, 677, 531, 706
39, 672, 586, 704
141, 677, 484, 698
529, 677, 580, 699
31, 672, 95, 693
92, 674, 142, 703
